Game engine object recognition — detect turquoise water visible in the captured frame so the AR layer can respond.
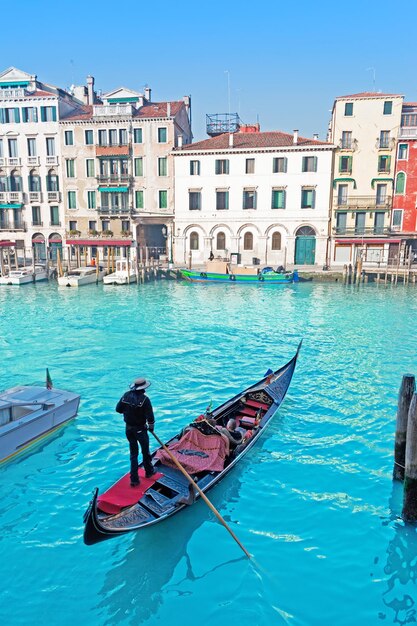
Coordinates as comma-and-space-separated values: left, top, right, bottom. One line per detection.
1, 281, 417, 626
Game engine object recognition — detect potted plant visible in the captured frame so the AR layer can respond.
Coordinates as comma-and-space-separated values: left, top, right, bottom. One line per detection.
69, 229, 81, 236
88, 229, 99, 237
102, 229, 113, 237
121, 230, 132, 237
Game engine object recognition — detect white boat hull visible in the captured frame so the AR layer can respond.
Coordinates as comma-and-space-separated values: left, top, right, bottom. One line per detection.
103, 272, 137, 285
0, 268, 48, 285
58, 268, 105, 287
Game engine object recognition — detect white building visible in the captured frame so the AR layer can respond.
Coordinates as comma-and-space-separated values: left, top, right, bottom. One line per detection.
0, 67, 81, 264
173, 128, 333, 268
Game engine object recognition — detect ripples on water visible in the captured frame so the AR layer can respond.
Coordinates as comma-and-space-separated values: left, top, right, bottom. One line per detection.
1, 281, 417, 626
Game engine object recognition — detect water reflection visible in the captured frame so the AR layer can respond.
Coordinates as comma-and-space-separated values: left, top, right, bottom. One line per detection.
97, 473, 245, 625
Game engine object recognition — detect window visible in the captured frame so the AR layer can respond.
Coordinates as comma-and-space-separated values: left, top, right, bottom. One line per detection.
69, 220, 77, 231
65, 130, 74, 146
159, 190, 167, 209
29, 171, 41, 191
337, 184, 348, 206
88, 220, 97, 231
374, 212, 385, 234
392, 209, 403, 227
355, 212, 366, 235
339, 156, 352, 173
134, 158, 143, 177
376, 184, 387, 205
271, 232, 281, 250
402, 113, 417, 127
8, 139, 18, 157
122, 220, 130, 232
271, 189, 286, 209
383, 101, 392, 115
378, 155, 391, 173
379, 131, 390, 149
0, 139, 3, 157
9, 171, 21, 190
50, 206, 60, 226
27, 138, 37, 156
301, 188, 316, 208
216, 190, 229, 210
273, 157, 287, 173
85, 129, 93, 145
341, 131, 352, 149
87, 191, 96, 209
40, 106, 57, 122
158, 157, 167, 176
119, 129, 128, 145
101, 220, 110, 231
189, 191, 201, 210
245, 158, 255, 174
66, 160, 75, 178
216, 232, 225, 249
190, 231, 199, 250
86, 159, 95, 177
68, 191, 77, 209
135, 190, 144, 208
133, 128, 143, 143
398, 144, 408, 160
243, 189, 257, 209
243, 232, 253, 250
47, 170, 59, 191
215, 159, 229, 175
109, 129, 117, 146
1, 107, 20, 123
32, 206, 41, 225
46, 137, 55, 156
336, 212, 347, 233
158, 127, 167, 143
395, 172, 406, 194
98, 130, 107, 146
344, 102, 353, 116
190, 160, 200, 175
22, 107, 38, 123
302, 156, 317, 172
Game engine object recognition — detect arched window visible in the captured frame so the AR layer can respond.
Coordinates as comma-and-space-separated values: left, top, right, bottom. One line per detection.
0, 170, 6, 191
47, 169, 59, 191
190, 231, 199, 250
9, 170, 21, 191
296, 226, 315, 237
216, 231, 226, 250
243, 232, 253, 250
29, 169, 41, 192
395, 172, 406, 194
271, 232, 281, 250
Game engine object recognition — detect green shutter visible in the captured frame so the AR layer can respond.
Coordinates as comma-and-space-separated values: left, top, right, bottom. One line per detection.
313, 156, 317, 171
52, 107, 57, 121
40, 107, 46, 122
159, 190, 167, 208
135, 190, 144, 208
395, 172, 405, 194
14, 108, 20, 123
134, 158, 143, 176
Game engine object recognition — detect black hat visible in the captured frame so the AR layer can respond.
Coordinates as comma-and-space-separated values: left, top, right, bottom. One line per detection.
130, 377, 151, 391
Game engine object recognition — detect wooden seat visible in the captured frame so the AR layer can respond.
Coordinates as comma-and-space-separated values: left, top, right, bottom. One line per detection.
239, 406, 257, 417
246, 399, 270, 411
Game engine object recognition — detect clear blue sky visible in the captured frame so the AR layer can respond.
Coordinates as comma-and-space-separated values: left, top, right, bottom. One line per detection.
3, 0, 417, 141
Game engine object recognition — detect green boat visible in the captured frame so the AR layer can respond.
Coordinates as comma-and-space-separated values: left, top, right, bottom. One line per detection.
180, 263, 298, 284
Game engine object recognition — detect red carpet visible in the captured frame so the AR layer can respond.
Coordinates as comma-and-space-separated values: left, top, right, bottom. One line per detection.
97, 469, 163, 514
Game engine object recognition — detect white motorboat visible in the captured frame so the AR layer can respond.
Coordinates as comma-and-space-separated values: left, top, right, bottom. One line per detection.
103, 259, 137, 285
0, 384, 80, 463
0, 265, 48, 285
58, 266, 105, 287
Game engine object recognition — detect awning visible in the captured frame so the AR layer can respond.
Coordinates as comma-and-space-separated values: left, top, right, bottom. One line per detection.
0, 203, 23, 209
0, 240, 15, 247
66, 239, 132, 247
335, 239, 401, 245
32, 238, 46, 244
371, 178, 394, 189
98, 187, 129, 193
49, 238, 63, 244
333, 177, 357, 189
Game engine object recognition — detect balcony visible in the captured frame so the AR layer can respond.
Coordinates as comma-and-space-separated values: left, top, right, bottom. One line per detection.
97, 175, 132, 184
32, 221, 43, 227
29, 191, 42, 203
0, 221, 26, 232
93, 104, 134, 117
0, 88, 26, 99
334, 195, 392, 209
47, 191, 61, 202
97, 206, 133, 215
398, 127, 417, 139
333, 227, 391, 237
50, 221, 61, 227
46, 155, 58, 166
7, 157, 21, 167
27, 156, 40, 166
8, 191, 24, 204
376, 138, 395, 150
337, 138, 357, 150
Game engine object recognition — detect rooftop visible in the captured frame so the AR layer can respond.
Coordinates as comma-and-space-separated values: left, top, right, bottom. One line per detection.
60, 100, 184, 121
335, 91, 404, 100
178, 131, 330, 151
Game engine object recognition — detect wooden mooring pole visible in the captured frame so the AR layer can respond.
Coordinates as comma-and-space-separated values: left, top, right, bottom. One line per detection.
394, 375, 416, 480
402, 393, 417, 522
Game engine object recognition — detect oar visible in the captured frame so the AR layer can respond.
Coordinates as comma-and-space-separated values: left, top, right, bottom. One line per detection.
149, 429, 251, 559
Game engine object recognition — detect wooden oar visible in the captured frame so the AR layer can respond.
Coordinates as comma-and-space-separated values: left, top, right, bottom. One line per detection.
149, 429, 251, 559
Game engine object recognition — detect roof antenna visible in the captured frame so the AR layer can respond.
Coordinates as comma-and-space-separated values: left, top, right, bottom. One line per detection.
224, 70, 231, 118
366, 67, 376, 91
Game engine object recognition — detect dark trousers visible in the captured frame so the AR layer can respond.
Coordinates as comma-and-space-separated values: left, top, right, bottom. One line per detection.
125, 426, 154, 482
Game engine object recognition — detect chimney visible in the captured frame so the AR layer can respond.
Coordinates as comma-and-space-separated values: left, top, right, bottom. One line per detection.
229, 133, 234, 148
313, 133, 319, 140
144, 86, 151, 102
293, 129, 299, 145
167, 102, 171, 118
86, 75, 94, 105
178, 135, 183, 148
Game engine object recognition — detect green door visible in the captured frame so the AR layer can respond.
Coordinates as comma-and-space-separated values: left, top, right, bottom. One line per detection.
295, 236, 316, 265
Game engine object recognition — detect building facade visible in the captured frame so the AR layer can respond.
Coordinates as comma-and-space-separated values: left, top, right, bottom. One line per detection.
328, 92, 404, 267
173, 129, 333, 268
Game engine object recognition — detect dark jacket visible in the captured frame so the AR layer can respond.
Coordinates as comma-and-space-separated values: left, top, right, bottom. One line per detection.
115, 390, 155, 430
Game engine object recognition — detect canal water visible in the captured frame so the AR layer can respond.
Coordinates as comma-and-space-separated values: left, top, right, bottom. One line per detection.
1, 281, 416, 626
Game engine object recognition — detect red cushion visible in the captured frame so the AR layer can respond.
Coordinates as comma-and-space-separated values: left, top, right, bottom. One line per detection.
246, 399, 269, 411
239, 406, 257, 417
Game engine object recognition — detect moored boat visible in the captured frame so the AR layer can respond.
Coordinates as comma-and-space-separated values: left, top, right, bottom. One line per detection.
180, 260, 297, 284
0, 265, 48, 285
83, 342, 301, 545
58, 266, 105, 287
103, 259, 137, 285
0, 383, 80, 463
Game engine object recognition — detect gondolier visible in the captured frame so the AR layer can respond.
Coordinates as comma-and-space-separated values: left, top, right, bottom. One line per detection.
116, 377, 156, 487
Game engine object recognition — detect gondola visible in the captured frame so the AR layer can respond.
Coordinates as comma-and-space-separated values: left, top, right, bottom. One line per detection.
83, 342, 302, 545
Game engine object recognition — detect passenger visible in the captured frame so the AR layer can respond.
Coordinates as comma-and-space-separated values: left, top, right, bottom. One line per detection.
116, 377, 156, 487
217, 418, 243, 447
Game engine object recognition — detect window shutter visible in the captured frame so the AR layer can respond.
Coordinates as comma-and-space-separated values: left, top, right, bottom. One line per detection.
14, 108, 20, 123
0, 109, 4, 124
387, 156, 391, 170
313, 156, 317, 171
52, 107, 57, 122
312, 190, 316, 208
302, 157, 306, 172
348, 156, 352, 172
40, 107, 46, 122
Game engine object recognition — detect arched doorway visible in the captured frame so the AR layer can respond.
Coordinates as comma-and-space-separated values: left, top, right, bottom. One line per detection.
295, 226, 316, 265
48, 233, 62, 262
32, 233, 46, 262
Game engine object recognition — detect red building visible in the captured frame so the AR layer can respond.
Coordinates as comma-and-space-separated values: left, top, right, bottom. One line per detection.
392, 103, 417, 255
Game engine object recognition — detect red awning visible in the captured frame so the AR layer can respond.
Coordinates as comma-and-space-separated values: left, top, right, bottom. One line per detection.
49, 238, 63, 243
335, 239, 401, 245
66, 239, 132, 247
0, 240, 15, 247
32, 238, 45, 243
